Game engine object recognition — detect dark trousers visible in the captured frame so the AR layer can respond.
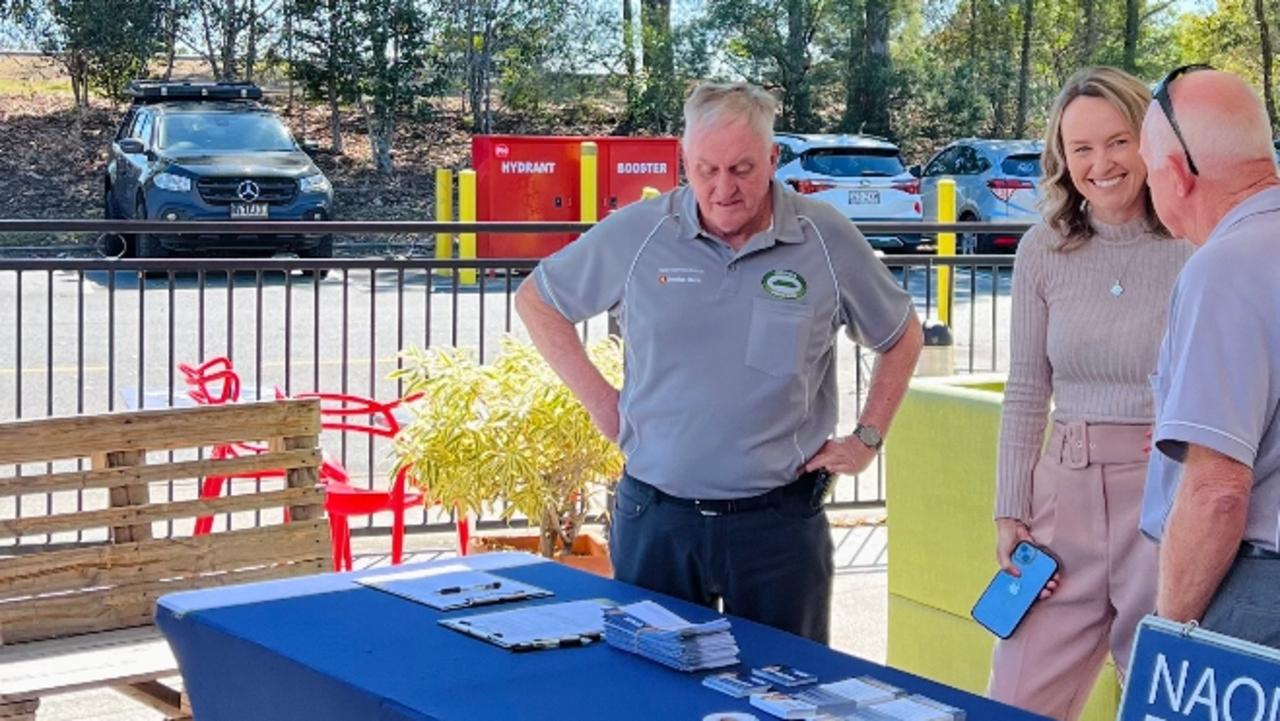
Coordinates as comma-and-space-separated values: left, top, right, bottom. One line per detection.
608, 473, 835, 643
1201, 553, 1280, 649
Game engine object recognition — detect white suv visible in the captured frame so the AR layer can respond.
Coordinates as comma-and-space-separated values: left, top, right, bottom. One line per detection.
774, 133, 924, 252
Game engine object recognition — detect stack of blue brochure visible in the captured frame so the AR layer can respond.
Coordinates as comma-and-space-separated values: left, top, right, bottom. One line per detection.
602, 600, 739, 671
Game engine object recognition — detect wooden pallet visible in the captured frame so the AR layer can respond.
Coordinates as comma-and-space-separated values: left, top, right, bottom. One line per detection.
0, 400, 328, 720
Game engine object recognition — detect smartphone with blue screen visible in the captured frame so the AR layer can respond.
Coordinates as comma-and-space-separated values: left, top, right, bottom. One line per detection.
971, 540, 1060, 639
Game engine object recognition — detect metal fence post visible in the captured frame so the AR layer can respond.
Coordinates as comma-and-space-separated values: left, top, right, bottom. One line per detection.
458, 170, 478, 287
937, 178, 957, 326
434, 168, 454, 276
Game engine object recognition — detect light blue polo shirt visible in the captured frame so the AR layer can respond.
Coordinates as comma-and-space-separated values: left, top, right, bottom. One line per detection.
1141, 186, 1280, 551
533, 183, 915, 499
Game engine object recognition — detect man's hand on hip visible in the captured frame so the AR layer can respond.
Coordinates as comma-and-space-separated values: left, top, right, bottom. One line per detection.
804, 435, 877, 476
586, 386, 621, 442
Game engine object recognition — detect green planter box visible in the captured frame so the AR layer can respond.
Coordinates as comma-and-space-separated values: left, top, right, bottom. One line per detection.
885, 374, 1120, 721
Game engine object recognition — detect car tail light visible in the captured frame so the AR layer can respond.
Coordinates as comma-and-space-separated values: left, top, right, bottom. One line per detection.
988, 178, 1034, 202
787, 179, 837, 194
892, 179, 920, 195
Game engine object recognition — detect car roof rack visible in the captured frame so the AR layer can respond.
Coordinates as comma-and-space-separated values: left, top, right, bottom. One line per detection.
126, 80, 263, 104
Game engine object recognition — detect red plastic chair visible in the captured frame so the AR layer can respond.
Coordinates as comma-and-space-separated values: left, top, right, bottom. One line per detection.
179, 357, 470, 571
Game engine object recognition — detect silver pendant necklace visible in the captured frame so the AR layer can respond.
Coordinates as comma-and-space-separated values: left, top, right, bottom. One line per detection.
1109, 241, 1144, 297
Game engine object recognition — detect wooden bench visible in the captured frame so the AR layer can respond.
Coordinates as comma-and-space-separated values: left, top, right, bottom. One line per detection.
0, 400, 329, 720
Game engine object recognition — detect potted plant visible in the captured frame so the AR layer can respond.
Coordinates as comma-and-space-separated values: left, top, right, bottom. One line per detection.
392, 336, 624, 575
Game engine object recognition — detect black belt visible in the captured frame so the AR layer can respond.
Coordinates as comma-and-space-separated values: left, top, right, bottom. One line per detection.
1238, 543, 1280, 560
631, 470, 830, 516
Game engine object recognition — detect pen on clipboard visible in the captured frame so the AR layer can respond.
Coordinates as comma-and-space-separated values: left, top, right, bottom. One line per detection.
438, 581, 502, 595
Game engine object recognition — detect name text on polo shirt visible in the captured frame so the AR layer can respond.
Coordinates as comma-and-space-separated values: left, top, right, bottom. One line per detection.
657, 267, 703, 285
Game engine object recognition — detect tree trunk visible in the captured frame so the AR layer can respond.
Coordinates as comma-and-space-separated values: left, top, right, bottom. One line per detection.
1257, 0, 1278, 131
480, 0, 495, 134
462, 0, 474, 120
245, 0, 258, 83
783, 0, 813, 131
327, 0, 343, 154
200, 0, 222, 79
220, 0, 238, 80
640, 0, 673, 130
285, 0, 293, 112
1123, 0, 1139, 73
968, 0, 978, 65
863, 0, 891, 136
1080, 0, 1097, 65
163, 0, 179, 81
539, 507, 559, 558
467, 0, 489, 132
842, 0, 861, 131
1014, 0, 1034, 137
622, 0, 636, 110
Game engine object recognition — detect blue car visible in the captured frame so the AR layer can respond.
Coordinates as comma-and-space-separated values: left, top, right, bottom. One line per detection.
104, 81, 334, 258
918, 139, 1043, 254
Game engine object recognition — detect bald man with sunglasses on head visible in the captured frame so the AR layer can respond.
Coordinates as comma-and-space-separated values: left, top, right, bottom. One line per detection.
1139, 65, 1280, 648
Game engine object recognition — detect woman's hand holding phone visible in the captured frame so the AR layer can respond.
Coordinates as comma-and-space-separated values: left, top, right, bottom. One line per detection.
995, 518, 1060, 599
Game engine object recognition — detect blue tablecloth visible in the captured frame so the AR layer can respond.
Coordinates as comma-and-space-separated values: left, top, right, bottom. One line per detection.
156, 552, 1046, 721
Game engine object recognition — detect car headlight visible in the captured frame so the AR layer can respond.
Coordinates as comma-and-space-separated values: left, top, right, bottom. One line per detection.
300, 174, 331, 194
153, 173, 191, 192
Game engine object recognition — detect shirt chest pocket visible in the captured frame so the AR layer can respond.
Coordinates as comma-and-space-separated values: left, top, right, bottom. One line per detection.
746, 298, 815, 377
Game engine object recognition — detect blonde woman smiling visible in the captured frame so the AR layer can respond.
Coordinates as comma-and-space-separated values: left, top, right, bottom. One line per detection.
987, 66, 1193, 721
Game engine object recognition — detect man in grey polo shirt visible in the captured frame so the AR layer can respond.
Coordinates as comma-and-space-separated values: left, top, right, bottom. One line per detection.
515, 82, 922, 642
1139, 67, 1280, 647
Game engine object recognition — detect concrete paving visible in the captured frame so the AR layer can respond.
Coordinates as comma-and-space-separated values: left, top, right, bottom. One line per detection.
34, 512, 888, 720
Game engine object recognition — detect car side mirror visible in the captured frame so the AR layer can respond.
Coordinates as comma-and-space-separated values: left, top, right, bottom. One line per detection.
118, 138, 145, 155
909, 164, 922, 178
300, 138, 322, 154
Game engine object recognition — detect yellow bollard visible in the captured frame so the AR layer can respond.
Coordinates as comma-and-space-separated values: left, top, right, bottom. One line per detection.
433, 168, 454, 276
458, 169, 477, 287
937, 178, 957, 326
641, 186, 661, 200
580, 142, 598, 224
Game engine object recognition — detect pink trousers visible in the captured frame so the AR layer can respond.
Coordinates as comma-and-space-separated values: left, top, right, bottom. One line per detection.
987, 421, 1156, 721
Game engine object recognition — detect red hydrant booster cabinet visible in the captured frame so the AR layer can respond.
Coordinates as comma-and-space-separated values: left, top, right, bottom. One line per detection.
471, 135, 679, 258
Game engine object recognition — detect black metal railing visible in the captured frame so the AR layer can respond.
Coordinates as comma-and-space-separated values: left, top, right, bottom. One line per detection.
0, 219, 1025, 542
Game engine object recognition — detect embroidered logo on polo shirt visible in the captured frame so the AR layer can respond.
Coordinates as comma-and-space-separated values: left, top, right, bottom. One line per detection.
762, 270, 806, 300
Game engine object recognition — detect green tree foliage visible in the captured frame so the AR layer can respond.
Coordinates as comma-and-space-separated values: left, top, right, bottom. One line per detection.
350, 0, 442, 175
1172, 0, 1280, 132
14, 0, 1277, 173
291, 0, 362, 153
25, 0, 162, 105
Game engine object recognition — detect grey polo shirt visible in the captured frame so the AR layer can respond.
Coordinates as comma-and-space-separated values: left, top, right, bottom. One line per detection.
1141, 186, 1280, 551
533, 182, 915, 499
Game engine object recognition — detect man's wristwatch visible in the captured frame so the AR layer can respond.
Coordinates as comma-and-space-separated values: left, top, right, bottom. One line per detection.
853, 423, 884, 450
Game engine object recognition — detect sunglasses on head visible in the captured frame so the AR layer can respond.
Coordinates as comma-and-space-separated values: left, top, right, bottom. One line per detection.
1152, 64, 1213, 176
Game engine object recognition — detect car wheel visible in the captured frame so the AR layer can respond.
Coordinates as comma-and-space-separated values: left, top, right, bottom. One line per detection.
953, 214, 978, 255
99, 187, 130, 258
133, 199, 164, 259
300, 236, 333, 279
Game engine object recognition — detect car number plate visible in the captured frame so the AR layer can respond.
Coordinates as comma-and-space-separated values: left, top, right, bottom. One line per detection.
848, 190, 880, 205
231, 203, 269, 219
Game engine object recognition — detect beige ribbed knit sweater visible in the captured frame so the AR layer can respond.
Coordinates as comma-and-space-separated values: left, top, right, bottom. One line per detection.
995, 216, 1194, 521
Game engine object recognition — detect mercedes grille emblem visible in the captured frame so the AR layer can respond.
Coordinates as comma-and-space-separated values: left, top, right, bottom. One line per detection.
236, 180, 261, 203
